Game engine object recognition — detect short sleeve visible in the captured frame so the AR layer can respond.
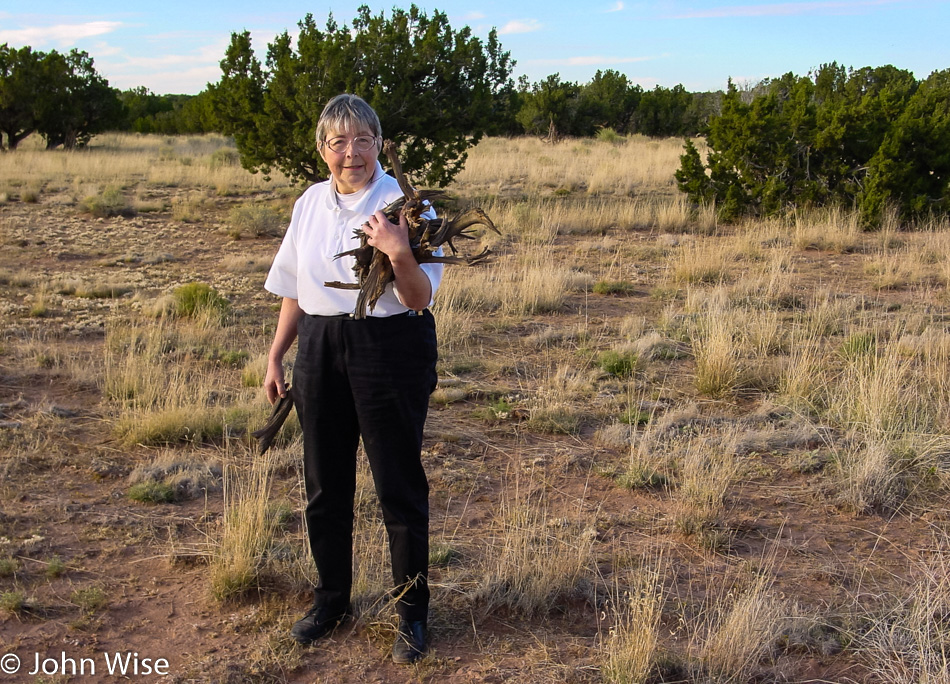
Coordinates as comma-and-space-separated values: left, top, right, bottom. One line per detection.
264, 204, 300, 299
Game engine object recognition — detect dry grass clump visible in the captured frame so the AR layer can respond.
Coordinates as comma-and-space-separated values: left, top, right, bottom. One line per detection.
861, 536, 950, 682
673, 437, 738, 537
80, 185, 136, 218
436, 253, 580, 316
670, 238, 734, 286
793, 206, 863, 253
478, 476, 595, 616
128, 450, 223, 502
227, 203, 285, 239
103, 313, 269, 446
699, 570, 784, 681
655, 196, 692, 233
691, 295, 740, 398
171, 192, 206, 222
221, 255, 272, 274
54, 278, 134, 299
210, 450, 281, 601
600, 558, 666, 683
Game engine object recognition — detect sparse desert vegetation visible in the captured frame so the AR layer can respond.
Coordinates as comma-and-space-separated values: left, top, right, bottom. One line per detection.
3, 131, 950, 682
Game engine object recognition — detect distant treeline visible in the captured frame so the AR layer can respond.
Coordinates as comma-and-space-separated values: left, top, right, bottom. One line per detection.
1, 41, 713, 150
117, 74, 717, 139
3, 8, 947, 226
117, 87, 217, 136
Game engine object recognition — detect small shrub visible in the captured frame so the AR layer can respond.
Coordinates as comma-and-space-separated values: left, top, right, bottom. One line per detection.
0, 591, 26, 614
596, 127, 626, 145
172, 282, 230, 320
429, 543, 461, 567
0, 557, 17, 578
21, 186, 40, 203
228, 204, 284, 238
46, 556, 66, 579
210, 147, 240, 168
71, 586, 108, 613
128, 481, 176, 504
171, 193, 205, 222
81, 186, 136, 218
527, 404, 582, 434
841, 332, 877, 361
598, 349, 640, 378
472, 396, 514, 422
216, 349, 249, 368
593, 280, 635, 295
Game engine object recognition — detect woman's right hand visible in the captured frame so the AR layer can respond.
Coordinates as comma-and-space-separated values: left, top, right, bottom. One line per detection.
264, 356, 287, 405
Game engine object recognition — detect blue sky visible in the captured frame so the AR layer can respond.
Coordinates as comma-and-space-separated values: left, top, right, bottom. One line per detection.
1, 1, 948, 95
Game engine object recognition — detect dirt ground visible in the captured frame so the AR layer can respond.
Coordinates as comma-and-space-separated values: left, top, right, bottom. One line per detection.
1, 179, 948, 684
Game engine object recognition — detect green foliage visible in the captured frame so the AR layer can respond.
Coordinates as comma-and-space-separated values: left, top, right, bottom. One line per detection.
595, 127, 625, 144
45, 556, 66, 579
172, 282, 230, 320
592, 279, 635, 295
212, 6, 514, 187
674, 139, 712, 205
860, 69, 950, 224
71, 586, 108, 613
0, 590, 26, 614
41, 50, 121, 148
516, 70, 713, 139
128, 481, 177, 504
517, 73, 582, 138
676, 65, 949, 225
118, 87, 217, 134
31, 48, 123, 149
429, 543, 461, 567
0, 557, 16, 577
840, 332, 877, 361
598, 349, 640, 378
0, 44, 45, 149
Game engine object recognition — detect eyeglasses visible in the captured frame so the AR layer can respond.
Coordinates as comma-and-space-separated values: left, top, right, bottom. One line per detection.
322, 135, 378, 154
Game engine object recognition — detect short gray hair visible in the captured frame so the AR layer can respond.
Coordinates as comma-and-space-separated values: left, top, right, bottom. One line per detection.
315, 94, 382, 146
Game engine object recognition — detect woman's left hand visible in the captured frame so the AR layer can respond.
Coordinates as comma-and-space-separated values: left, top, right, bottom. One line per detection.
364, 209, 413, 260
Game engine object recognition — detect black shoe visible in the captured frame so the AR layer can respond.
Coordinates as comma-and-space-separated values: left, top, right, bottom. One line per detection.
290, 605, 347, 645
392, 618, 428, 664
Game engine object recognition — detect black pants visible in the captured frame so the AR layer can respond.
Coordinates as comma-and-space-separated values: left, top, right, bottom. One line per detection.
292, 310, 437, 622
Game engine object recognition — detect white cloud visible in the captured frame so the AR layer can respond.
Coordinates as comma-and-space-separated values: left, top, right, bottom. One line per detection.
0, 21, 122, 47
606, 1, 625, 12
91, 41, 122, 58
108, 64, 222, 95
499, 19, 542, 34
460, 11, 487, 21
95, 39, 230, 93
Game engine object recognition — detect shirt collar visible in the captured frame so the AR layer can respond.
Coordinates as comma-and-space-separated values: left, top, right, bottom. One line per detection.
323, 160, 386, 212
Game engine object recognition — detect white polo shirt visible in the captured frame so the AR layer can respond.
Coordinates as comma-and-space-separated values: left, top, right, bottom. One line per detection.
265, 161, 443, 317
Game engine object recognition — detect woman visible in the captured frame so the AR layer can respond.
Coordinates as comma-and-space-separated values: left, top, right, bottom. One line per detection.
263, 94, 441, 664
